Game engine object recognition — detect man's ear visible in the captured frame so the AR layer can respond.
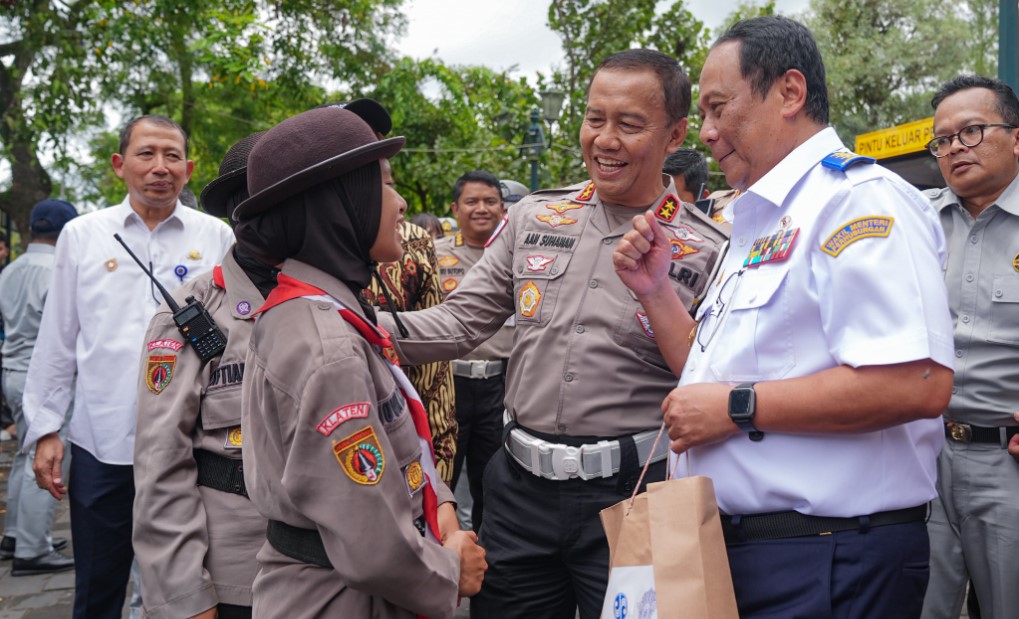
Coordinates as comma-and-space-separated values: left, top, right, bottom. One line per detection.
778, 69, 808, 120
111, 153, 125, 179
450, 202, 460, 219
666, 117, 689, 152
185, 159, 195, 182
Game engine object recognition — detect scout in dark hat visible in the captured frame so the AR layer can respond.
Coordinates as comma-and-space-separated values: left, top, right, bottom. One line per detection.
235, 106, 487, 618
133, 131, 276, 619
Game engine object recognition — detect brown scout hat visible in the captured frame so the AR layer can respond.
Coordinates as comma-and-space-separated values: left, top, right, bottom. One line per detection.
233, 106, 404, 221
199, 131, 266, 218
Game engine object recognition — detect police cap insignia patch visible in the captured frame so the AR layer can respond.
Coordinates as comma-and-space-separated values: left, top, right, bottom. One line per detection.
821, 217, 893, 257
334, 426, 385, 485
146, 355, 176, 394
316, 402, 371, 437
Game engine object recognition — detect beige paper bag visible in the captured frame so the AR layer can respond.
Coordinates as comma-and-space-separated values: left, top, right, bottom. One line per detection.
600, 475, 739, 619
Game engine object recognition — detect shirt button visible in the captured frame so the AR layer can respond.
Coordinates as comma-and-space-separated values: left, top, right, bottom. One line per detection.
558, 423, 567, 432
318, 303, 332, 310
589, 280, 598, 289
564, 372, 575, 382
965, 273, 974, 282
575, 325, 585, 334
517, 266, 523, 274
738, 236, 746, 246
995, 289, 1004, 298
955, 350, 964, 358
951, 387, 958, 394
961, 315, 970, 323
602, 238, 613, 245
970, 236, 978, 244
551, 266, 560, 275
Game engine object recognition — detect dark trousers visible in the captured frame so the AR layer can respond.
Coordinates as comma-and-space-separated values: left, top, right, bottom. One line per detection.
218, 603, 253, 619
450, 373, 505, 532
69, 443, 135, 619
727, 519, 930, 618
471, 443, 665, 619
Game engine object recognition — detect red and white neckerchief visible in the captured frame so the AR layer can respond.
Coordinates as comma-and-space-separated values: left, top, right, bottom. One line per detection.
257, 274, 443, 547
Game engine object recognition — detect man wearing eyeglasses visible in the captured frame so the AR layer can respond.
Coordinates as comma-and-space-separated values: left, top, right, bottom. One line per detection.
920, 75, 1019, 619
615, 16, 955, 618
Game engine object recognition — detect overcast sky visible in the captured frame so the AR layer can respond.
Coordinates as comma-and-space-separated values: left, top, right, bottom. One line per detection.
395, 0, 813, 78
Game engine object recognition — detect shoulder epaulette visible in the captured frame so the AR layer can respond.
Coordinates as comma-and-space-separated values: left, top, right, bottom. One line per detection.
821, 149, 876, 172
454, 233, 464, 247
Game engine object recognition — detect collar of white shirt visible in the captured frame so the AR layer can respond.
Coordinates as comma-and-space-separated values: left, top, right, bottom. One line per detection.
743, 126, 844, 211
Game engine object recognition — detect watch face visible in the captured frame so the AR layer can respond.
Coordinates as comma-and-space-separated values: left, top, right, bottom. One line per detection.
730, 389, 754, 418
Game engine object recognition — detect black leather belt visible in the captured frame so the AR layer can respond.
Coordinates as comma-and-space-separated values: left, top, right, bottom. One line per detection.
944, 422, 1019, 447
194, 449, 248, 497
720, 504, 928, 543
267, 520, 332, 569
267, 514, 429, 569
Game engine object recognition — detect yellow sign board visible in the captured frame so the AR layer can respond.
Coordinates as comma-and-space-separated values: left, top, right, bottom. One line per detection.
855, 117, 935, 160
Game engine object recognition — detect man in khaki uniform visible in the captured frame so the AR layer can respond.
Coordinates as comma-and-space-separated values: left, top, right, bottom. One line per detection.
133, 133, 272, 619
378, 50, 728, 618
437, 170, 514, 532
233, 107, 485, 618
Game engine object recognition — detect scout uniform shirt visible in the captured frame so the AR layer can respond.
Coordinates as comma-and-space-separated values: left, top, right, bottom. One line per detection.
242, 259, 460, 619
379, 178, 728, 437
133, 249, 267, 617
435, 233, 513, 361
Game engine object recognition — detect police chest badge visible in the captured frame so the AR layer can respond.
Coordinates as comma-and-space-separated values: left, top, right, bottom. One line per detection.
744, 227, 800, 268
438, 255, 459, 267
1012, 250, 1019, 273
334, 426, 385, 485
224, 426, 243, 449
536, 202, 584, 228
519, 281, 542, 318
146, 355, 176, 394
405, 460, 425, 496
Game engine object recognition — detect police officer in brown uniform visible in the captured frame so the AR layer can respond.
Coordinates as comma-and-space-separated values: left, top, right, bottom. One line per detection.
437, 170, 514, 532
232, 106, 486, 618
133, 132, 272, 619
377, 49, 729, 618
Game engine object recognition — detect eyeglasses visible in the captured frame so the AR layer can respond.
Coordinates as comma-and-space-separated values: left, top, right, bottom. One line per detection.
927, 123, 1017, 158
695, 269, 744, 352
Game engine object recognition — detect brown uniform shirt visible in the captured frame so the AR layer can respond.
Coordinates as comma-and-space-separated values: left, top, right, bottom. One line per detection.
380, 179, 729, 436
133, 249, 266, 617
434, 233, 514, 361
242, 259, 459, 619
365, 220, 458, 482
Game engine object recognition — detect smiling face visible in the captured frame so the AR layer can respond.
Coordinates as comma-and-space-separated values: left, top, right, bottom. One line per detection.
580, 68, 687, 207
451, 181, 504, 247
111, 119, 194, 213
933, 87, 1019, 214
370, 159, 407, 263
698, 41, 789, 192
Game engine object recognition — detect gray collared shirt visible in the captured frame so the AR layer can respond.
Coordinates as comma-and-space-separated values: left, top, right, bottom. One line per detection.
0, 243, 56, 372
930, 171, 1019, 424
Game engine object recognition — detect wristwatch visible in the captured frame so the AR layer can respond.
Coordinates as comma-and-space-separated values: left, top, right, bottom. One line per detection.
728, 383, 764, 442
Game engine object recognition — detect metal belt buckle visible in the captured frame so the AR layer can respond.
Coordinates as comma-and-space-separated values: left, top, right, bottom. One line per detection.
946, 422, 972, 443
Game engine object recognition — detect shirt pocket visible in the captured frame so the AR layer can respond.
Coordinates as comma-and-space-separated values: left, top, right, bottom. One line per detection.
200, 383, 242, 430
380, 404, 423, 469
512, 251, 574, 327
708, 267, 794, 383
611, 290, 669, 369
987, 275, 1019, 346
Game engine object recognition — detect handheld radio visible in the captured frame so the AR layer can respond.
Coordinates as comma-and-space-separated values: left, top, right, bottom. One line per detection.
113, 234, 227, 362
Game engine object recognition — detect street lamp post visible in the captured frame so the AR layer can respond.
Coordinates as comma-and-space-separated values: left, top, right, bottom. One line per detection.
525, 108, 545, 192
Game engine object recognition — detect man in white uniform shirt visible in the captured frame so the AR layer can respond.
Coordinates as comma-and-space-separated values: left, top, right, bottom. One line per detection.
614, 16, 955, 618
22, 115, 234, 619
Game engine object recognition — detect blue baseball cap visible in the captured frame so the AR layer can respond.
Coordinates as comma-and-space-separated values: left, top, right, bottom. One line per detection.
30, 199, 78, 234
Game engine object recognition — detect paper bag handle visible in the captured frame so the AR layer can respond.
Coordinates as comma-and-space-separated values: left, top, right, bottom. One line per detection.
626, 422, 692, 515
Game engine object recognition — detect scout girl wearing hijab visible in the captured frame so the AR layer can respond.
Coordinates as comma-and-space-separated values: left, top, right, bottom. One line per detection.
233, 106, 486, 619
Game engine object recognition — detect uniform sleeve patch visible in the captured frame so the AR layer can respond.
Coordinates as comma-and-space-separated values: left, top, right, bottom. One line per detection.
654, 194, 680, 223
821, 217, 894, 257
146, 355, 177, 394
438, 255, 459, 267
333, 426, 385, 485
147, 338, 184, 352
224, 426, 243, 449
316, 402, 371, 436
519, 281, 542, 318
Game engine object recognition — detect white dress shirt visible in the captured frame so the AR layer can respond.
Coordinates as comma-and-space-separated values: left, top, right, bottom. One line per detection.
679, 128, 955, 517
22, 197, 234, 464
